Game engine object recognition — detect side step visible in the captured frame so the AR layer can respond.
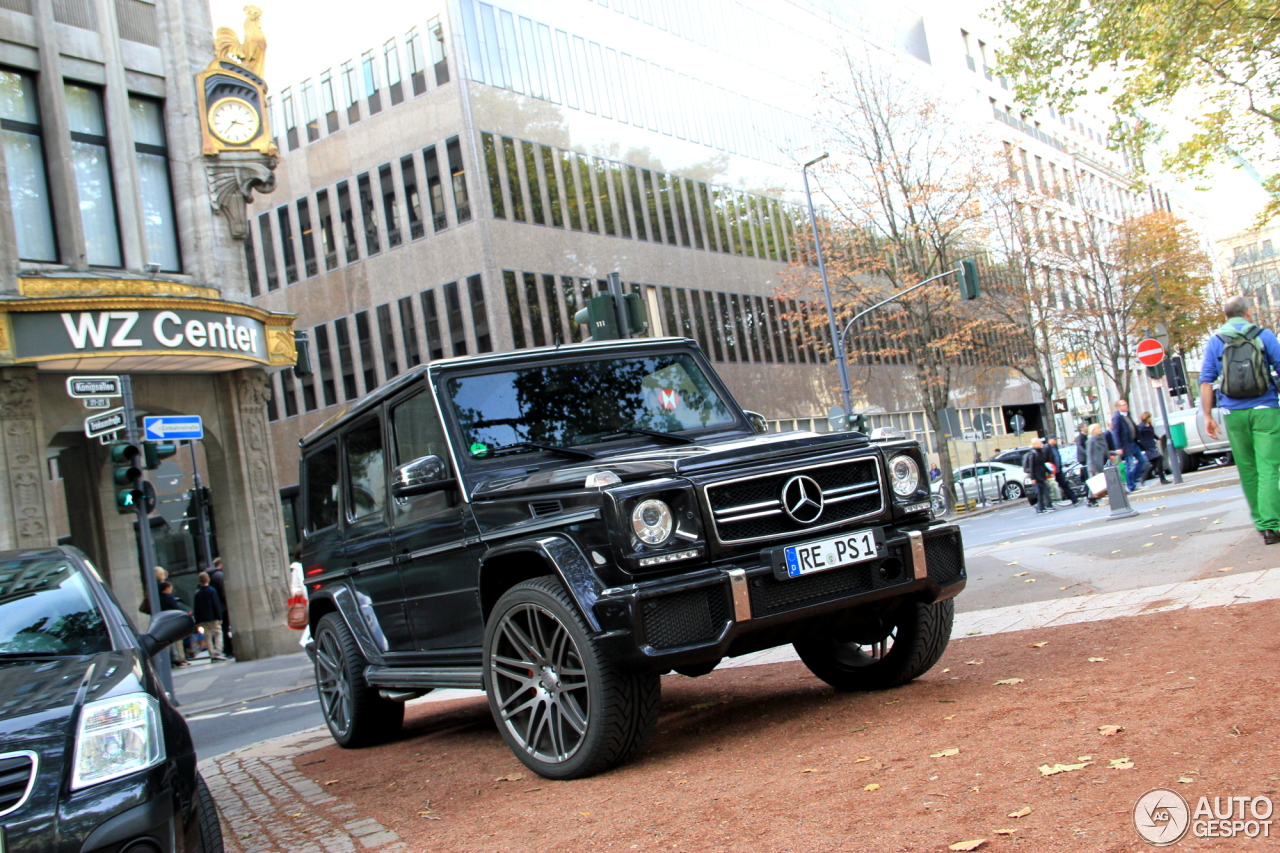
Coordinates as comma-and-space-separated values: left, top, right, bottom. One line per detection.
364, 665, 483, 691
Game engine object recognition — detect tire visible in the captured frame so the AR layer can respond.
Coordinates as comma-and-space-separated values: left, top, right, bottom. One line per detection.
195, 773, 224, 853
1177, 449, 1200, 473
484, 576, 660, 780
1001, 481, 1024, 500
793, 598, 954, 691
314, 612, 404, 748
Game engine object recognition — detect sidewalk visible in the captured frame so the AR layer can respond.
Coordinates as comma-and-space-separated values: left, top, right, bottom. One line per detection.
173, 647, 314, 716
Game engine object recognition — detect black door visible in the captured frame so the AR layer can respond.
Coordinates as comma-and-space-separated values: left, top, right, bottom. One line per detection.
387, 385, 484, 651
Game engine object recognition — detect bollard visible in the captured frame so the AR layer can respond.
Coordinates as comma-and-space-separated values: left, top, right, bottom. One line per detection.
1104, 464, 1138, 520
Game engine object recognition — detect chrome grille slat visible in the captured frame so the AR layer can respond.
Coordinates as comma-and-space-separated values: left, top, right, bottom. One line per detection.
716, 507, 785, 523
825, 481, 878, 495
712, 498, 780, 517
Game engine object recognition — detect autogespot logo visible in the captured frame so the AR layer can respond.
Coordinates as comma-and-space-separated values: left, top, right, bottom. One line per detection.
1134, 788, 1190, 846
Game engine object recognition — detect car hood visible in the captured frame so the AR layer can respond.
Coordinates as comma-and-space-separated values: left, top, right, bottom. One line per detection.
472, 431, 874, 497
0, 652, 140, 749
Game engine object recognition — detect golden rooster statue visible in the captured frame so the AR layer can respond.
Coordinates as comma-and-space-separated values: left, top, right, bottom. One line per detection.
214, 5, 267, 79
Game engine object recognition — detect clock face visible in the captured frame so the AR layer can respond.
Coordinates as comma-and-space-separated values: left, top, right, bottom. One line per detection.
208, 97, 260, 145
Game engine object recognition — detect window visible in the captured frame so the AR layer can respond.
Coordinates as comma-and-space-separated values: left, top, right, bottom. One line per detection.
378, 163, 401, 247
560, 150, 582, 230
277, 204, 298, 283
501, 137, 525, 221
504, 271, 526, 349
258, 213, 278, 290
279, 367, 299, 416
337, 179, 358, 262
420, 289, 445, 360
481, 133, 504, 219
376, 302, 399, 378
392, 390, 447, 465
443, 280, 468, 355
523, 271, 546, 347
361, 50, 381, 114
299, 362, 317, 411
357, 171, 380, 255
314, 323, 337, 407
541, 145, 563, 227
300, 78, 319, 142
127, 96, 181, 272
401, 155, 423, 239
354, 310, 377, 392
0, 69, 56, 262
384, 39, 403, 106
334, 317, 358, 399
341, 60, 360, 124
671, 177, 692, 248
406, 27, 428, 96
424, 144, 447, 231
522, 140, 545, 225
446, 135, 471, 222
717, 293, 737, 361
316, 188, 337, 270
281, 86, 298, 150
641, 169, 663, 243
304, 445, 339, 531
266, 375, 279, 421
345, 417, 386, 519
658, 173, 678, 246
296, 197, 317, 277
429, 16, 450, 85
65, 83, 121, 267
398, 296, 421, 367
244, 226, 260, 296
468, 274, 492, 352
319, 70, 339, 133
627, 167, 648, 241
593, 158, 616, 236
577, 155, 599, 233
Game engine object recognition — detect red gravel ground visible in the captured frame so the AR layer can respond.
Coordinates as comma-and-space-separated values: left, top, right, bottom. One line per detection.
292, 598, 1280, 852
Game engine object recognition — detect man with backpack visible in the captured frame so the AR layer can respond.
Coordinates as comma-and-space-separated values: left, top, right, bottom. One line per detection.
1201, 295, 1280, 544
1023, 438, 1055, 514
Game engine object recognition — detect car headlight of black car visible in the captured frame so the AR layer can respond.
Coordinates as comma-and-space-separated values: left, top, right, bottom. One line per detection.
71, 693, 165, 790
608, 483, 705, 570
888, 453, 922, 498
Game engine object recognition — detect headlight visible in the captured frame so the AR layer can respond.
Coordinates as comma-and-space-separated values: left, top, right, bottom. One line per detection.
889, 455, 921, 497
72, 693, 164, 790
631, 499, 674, 545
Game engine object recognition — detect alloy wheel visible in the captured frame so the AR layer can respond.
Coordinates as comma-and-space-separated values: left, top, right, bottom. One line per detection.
315, 627, 352, 738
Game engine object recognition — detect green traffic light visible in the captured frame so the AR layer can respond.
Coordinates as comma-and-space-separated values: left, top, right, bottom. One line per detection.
958, 259, 980, 300
143, 441, 177, 469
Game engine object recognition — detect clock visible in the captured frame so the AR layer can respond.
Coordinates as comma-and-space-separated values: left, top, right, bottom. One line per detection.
207, 96, 260, 146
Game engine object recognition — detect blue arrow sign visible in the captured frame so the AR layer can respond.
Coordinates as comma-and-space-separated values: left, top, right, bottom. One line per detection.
143, 415, 203, 441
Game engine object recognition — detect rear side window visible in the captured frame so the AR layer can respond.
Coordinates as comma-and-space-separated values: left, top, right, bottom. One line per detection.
391, 390, 447, 464
346, 417, 386, 519
305, 445, 340, 531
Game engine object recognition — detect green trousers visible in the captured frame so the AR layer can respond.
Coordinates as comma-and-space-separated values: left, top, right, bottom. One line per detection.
1222, 407, 1280, 531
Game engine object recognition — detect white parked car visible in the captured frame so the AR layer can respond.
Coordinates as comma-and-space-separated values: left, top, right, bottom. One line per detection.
931, 461, 1033, 513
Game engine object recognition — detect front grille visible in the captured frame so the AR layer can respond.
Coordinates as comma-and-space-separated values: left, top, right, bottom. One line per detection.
640, 586, 730, 650
0, 752, 35, 816
706, 459, 883, 544
925, 532, 965, 586
749, 562, 879, 617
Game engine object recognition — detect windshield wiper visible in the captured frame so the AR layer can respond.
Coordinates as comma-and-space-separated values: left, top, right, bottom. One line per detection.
490, 441, 596, 460
595, 427, 695, 445
0, 651, 63, 659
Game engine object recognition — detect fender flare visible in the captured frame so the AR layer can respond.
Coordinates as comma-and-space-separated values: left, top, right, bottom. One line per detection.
308, 583, 388, 666
478, 534, 605, 631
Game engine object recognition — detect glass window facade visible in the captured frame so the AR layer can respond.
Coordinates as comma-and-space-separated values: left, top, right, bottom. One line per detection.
378, 163, 401, 248
314, 323, 338, 407
277, 204, 298, 284
257, 212, 278, 290
357, 171, 379, 255
128, 96, 180, 271
442, 280, 468, 355
334, 316, 358, 400
0, 68, 56, 262
424, 144, 447, 231
65, 83, 121, 267
445, 135, 471, 223
296, 197, 317, 277
401, 155, 423, 239
398, 296, 421, 367
354, 309, 377, 392
420, 289, 445, 360
376, 302, 398, 378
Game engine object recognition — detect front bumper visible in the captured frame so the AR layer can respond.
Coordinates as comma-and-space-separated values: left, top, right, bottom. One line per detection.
591, 523, 966, 672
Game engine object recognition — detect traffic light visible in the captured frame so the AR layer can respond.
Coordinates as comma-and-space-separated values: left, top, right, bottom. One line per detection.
110, 443, 144, 514
850, 413, 869, 434
622, 293, 649, 336
1146, 361, 1166, 380
957, 259, 980, 300
574, 294, 620, 341
1167, 356, 1188, 396
142, 441, 177, 470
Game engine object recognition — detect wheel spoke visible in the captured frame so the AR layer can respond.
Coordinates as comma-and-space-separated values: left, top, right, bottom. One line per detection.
559, 693, 588, 735
546, 702, 566, 759
526, 699, 550, 753
492, 658, 538, 686
502, 617, 544, 665
499, 693, 540, 720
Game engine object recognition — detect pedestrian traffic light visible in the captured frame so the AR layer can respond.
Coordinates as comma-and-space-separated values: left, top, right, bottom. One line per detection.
957, 259, 980, 300
110, 443, 144, 514
574, 294, 620, 341
622, 292, 649, 336
142, 440, 177, 470
1167, 356, 1188, 396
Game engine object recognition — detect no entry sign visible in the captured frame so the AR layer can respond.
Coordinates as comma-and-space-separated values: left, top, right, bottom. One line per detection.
1136, 338, 1165, 367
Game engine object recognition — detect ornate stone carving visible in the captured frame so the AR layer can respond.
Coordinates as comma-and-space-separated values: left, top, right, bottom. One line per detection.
0, 372, 49, 549
236, 371, 272, 411
0, 374, 34, 418
233, 369, 286, 615
207, 156, 277, 240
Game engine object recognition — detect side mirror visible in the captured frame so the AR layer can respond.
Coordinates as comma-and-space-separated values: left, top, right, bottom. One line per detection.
391, 454, 456, 498
743, 411, 768, 435
138, 609, 194, 658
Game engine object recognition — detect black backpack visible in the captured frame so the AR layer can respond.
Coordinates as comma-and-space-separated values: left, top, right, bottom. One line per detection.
1021, 450, 1036, 475
1217, 324, 1272, 399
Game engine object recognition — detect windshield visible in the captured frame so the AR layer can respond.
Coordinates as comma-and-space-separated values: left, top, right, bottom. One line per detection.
0, 557, 111, 656
445, 353, 738, 459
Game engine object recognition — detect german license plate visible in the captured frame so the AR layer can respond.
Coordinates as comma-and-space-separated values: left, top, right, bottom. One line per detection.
778, 529, 880, 579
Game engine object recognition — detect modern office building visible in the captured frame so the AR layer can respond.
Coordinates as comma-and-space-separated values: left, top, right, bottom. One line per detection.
0, 0, 299, 658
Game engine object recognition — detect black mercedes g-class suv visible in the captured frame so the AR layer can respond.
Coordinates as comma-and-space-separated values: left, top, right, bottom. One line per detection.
298, 337, 965, 779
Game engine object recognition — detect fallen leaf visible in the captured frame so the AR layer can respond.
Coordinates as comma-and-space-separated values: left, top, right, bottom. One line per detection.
855, 756, 872, 762
1213, 519, 1222, 524
1171, 535, 1179, 539
1014, 571, 1029, 577
800, 768, 818, 773
943, 714, 956, 721
1219, 567, 1233, 572
323, 780, 339, 786
690, 701, 718, 710
1087, 657, 1108, 662
1111, 549, 1122, 554
850, 725, 868, 733
1109, 758, 1134, 770
1039, 761, 1091, 776
1098, 725, 1124, 737
1028, 641, 1047, 648
418, 801, 441, 820
967, 629, 983, 636
1077, 755, 1093, 761
289, 812, 302, 819
1179, 776, 1195, 784
864, 783, 881, 791
941, 668, 951, 673
1046, 551, 1060, 555
1024, 578, 1036, 583
948, 839, 988, 851
1008, 806, 1032, 818
995, 678, 1025, 685
883, 698, 902, 705
994, 828, 1017, 835
931, 747, 961, 758
965, 659, 984, 665
494, 773, 526, 782
1142, 543, 1154, 548
1005, 561, 1019, 566
1060, 586, 1070, 590
579, 812, 591, 816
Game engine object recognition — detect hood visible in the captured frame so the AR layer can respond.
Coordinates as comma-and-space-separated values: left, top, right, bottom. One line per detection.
0, 652, 140, 749
472, 431, 873, 497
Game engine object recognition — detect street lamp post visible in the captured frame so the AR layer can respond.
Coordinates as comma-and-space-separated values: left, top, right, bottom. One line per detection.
802, 153, 855, 425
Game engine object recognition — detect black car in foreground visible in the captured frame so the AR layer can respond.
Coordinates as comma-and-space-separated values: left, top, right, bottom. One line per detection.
299, 337, 967, 779
0, 546, 222, 853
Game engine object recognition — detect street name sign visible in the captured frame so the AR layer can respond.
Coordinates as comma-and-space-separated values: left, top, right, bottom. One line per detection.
67, 375, 121, 398
1136, 338, 1165, 367
85, 408, 126, 439
143, 415, 203, 441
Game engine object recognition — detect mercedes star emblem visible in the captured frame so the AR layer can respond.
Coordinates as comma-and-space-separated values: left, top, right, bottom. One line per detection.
781, 475, 825, 524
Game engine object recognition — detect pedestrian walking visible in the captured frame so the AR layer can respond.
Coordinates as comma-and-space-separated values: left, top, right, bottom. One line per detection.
193, 571, 225, 660
1085, 423, 1110, 507
1136, 412, 1170, 485
1023, 438, 1055, 513
158, 580, 190, 666
209, 556, 232, 657
1200, 294, 1280, 544
929, 462, 941, 482
1046, 435, 1081, 506
1074, 423, 1089, 473
1110, 399, 1147, 492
